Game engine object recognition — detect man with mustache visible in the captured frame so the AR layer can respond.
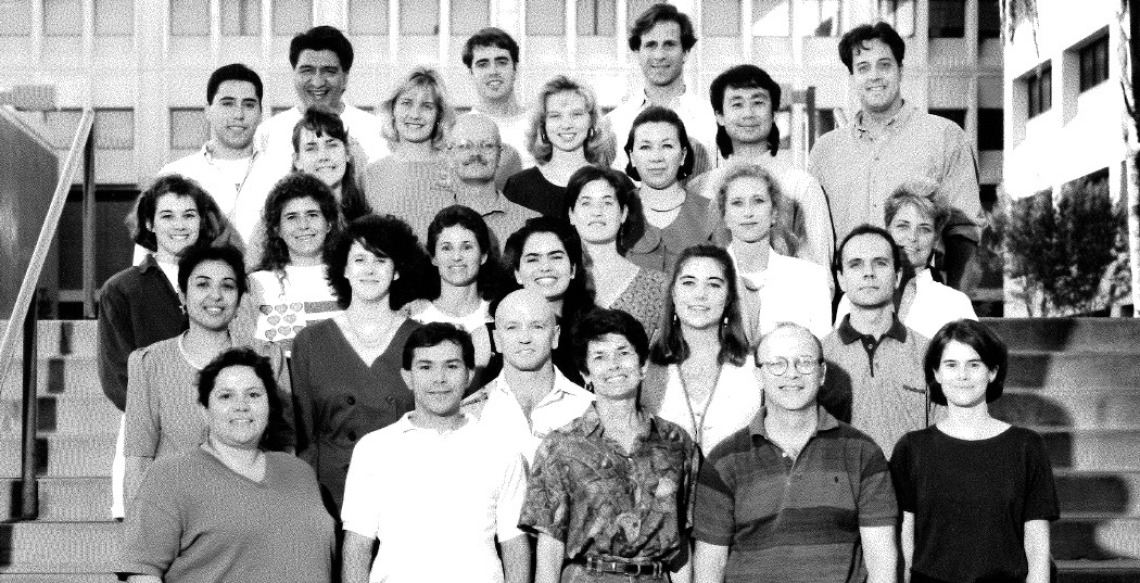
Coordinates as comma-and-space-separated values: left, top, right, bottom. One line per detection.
447, 113, 539, 249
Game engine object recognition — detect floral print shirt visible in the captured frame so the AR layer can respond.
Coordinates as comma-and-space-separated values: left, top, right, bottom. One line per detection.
519, 405, 697, 563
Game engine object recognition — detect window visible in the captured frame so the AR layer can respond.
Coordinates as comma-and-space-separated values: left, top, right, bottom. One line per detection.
1026, 65, 1052, 118
450, 0, 489, 35
0, 0, 31, 36
627, 0, 659, 26
43, 108, 83, 149
578, 0, 616, 36
170, 0, 209, 36
273, 0, 311, 36
928, 0, 965, 39
348, 0, 388, 35
703, 0, 741, 37
527, 0, 564, 35
95, 0, 132, 36
751, 0, 789, 37
978, 0, 1000, 40
978, 108, 1003, 150
400, 0, 438, 34
95, 108, 135, 150
1079, 35, 1109, 92
930, 108, 966, 129
878, 0, 914, 37
44, 0, 82, 36
170, 108, 209, 150
798, 0, 841, 37
222, 0, 261, 36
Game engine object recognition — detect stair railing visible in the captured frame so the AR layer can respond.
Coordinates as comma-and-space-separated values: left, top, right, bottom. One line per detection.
0, 106, 95, 519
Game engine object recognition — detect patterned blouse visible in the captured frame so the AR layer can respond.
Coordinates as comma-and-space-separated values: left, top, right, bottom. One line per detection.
519, 405, 697, 563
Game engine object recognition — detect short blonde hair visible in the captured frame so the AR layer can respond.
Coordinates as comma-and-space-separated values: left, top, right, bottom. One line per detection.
380, 66, 456, 150
703, 160, 800, 256
525, 76, 613, 166
884, 179, 952, 235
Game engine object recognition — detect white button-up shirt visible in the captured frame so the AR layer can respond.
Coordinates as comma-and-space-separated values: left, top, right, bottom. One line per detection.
463, 368, 594, 465
341, 413, 525, 583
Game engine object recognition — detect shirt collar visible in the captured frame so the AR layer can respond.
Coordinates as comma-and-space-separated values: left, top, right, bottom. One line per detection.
455, 186, 509, 216
576, 403, 653, 440
748, 405, 840, 439
836, 313, 909, 345
396, 411, 475, 434
853, 100, 916, 136
136, 253, 161, 274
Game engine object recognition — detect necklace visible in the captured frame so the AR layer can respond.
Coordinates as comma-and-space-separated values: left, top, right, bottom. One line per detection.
178, 332, 232, 370
677, 361, 722, 447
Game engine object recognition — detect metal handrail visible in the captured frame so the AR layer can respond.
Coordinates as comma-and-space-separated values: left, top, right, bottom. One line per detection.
0, 107, 95, 519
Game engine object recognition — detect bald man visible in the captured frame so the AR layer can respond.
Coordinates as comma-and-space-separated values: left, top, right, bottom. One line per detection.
462, 289, 593, 464
447, 113, 538, 249
693, 323, 898, 583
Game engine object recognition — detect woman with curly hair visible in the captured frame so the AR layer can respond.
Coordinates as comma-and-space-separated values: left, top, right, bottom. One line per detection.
235, 173, 344, 352
503, 75, 614, 218
290, 214, 432, 509
364, 66, 457, 235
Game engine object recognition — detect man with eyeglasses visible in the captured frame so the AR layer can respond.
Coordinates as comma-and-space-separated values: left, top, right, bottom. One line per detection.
448, 113, 539, 248
692, 322, 898, 583
822, 224, 930, 458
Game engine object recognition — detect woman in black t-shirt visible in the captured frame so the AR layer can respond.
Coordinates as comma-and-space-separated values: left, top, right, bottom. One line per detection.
891, 319, 1059, 583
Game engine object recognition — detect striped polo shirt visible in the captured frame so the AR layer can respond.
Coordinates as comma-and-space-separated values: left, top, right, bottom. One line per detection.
693, 406, 897, 583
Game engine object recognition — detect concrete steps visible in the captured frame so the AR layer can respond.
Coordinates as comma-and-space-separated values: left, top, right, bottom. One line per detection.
0, 478, 110, 522
984, 318, 1140, 580
0, 521, 119, 572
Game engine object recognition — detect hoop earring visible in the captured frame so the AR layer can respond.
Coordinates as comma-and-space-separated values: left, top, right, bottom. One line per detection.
586, 126, 595, 143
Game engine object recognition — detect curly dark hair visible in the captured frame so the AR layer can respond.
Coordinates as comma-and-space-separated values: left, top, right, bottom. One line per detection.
324, 214, 432, 310
425, 205, 503, 301
128, 175, 226, 252
196, 347, 287, 451
176, 243, 248, 299
289, 25, 354, 72
256, 172, 342, 274
571, 308, 649, 376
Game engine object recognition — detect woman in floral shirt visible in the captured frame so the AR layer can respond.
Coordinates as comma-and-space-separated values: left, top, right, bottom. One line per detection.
520, 308, 697, 583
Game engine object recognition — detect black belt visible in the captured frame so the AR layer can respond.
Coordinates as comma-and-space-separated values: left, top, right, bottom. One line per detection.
582, 556, 665, 578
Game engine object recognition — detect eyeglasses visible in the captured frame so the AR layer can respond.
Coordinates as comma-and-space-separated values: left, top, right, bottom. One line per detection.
449, 141, 500, 154
758, 356, 822, 376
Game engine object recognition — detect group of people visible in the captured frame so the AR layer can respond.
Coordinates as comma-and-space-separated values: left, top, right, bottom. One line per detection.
96, 5, 1057, 583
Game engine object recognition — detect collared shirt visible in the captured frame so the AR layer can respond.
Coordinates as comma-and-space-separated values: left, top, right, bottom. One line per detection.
606, 86, 718, 178
520, 405, 696, 563
462, 368, 594, 465
454, 187, 541, 250
808, 102, 982, 243
694, 406, 898, 583
821, 315, 931, 457
833, 269, 976, 339
342, 413, 526, 583
627, 193, 716, 272
727, 246, 833, 342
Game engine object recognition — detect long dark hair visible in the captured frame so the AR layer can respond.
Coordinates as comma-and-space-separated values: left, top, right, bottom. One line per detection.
291, 107, 372, 222
257, 172, 342, 274
649, 244, 750, 367
502, 217, 594, 322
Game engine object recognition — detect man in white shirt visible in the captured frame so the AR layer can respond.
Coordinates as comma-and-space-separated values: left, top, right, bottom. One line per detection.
135, 64, 261, 263
341, 323, 530, 583
463, 27, 531, 175
606, 3, 717, 178
462, 289, 594, 465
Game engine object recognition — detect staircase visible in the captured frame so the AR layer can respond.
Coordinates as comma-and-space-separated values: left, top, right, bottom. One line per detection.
987, 318, 1140, 582
1, 320, 118, 582
0, 317, 1138, 581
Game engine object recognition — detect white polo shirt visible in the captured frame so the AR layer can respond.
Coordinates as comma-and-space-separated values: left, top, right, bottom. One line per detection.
341, 413, 525, 583
462, 368, 594, 465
